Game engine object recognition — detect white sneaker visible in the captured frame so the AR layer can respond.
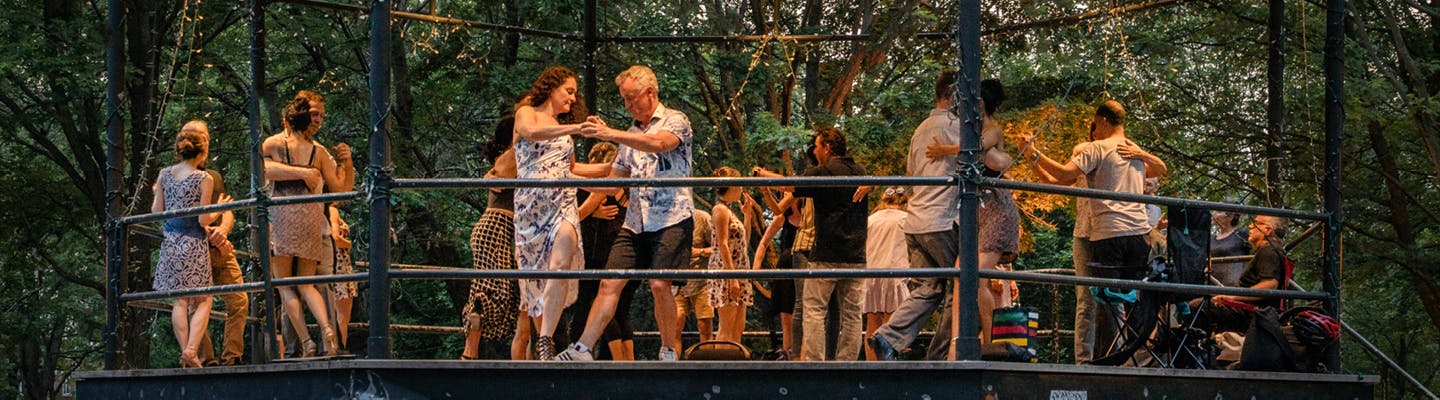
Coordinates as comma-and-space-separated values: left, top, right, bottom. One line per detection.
554, 344, 593, 361
658, 346, 679, 361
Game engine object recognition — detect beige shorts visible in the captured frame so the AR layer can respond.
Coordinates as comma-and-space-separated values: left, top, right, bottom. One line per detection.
676, 289, 714, 320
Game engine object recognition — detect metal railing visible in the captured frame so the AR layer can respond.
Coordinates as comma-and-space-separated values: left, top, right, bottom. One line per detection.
104, 175, 1339, 365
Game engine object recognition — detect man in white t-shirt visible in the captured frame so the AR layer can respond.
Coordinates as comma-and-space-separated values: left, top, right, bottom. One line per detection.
1022, 100, 1166, 361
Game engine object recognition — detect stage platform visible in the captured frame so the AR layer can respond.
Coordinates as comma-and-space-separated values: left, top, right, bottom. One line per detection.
74, 360, 1376, 399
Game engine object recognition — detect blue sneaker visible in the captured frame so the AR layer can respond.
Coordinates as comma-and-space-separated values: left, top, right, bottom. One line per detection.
868, 335, 899, 361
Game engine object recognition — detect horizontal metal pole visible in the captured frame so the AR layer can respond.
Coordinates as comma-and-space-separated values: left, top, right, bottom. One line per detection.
117, 192, 357, 226
116, 198, 258, 226
119, 281, 266, 302
601, 34, 877, 43
129, 299, 260, 323
393, 176, 953, 190
387, 266, 1325, 300
275, 0, 584, 41
1211, 255, 1253, 264
980, 269, 1331, 300
268, 191, 359, 207
117, 273, 367, 302
389, 267, 964, 281
981, 178, 1329, 221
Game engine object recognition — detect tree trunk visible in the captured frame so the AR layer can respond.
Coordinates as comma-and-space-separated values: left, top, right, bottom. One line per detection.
1367, 121, 1440, 336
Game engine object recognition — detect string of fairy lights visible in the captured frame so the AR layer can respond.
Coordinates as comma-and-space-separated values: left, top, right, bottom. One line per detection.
124, 0, 203, 217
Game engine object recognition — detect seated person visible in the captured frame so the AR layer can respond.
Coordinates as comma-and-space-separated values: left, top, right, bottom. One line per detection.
1187, 215, 1289, 333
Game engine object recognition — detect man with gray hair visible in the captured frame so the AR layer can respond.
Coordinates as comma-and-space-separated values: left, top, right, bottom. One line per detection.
1187, 215, 1290, 333
558, 65, 694, 361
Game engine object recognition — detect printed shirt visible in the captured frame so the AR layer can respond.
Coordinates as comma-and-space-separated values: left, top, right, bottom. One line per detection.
613, 103, 695, 233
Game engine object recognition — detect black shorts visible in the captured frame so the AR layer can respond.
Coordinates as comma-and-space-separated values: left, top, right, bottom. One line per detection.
1089, 234, 1150, 273
605, 218, 694, 271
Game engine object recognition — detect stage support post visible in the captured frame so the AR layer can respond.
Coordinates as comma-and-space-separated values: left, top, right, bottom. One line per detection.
1322, 0, 1346, 373
953, 0, 983, 363
247, 0, 278, 364
1265, 0, 1285, 207
366, 0, 396, 359
103, 0, 127, 371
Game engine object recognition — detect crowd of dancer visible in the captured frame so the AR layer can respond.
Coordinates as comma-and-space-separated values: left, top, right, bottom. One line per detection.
149, 63, 1295, 365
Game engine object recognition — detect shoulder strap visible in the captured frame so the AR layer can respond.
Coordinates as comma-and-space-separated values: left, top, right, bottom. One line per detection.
306, 141, 318, 166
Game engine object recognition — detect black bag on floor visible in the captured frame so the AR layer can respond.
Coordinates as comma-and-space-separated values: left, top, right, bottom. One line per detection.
1236, 306, 1300, 371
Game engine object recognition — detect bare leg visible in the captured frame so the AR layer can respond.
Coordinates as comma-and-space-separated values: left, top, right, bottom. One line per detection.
717, 304, 746, 343
607, 339, 633, 360
335, 297, 353, 347
778, 312, 792, 355
511, 311, 532, 360
272, 257, 313, 357
295, 258, 336, 354
538, 222, 580, 339
978, 252, 1001, 344
172, 298, 191, 367
577, 279, 623, 348
184, 295, 214, 367
698, 318, 715, 342
649, 279, 682, 352
864, 312, 892, 361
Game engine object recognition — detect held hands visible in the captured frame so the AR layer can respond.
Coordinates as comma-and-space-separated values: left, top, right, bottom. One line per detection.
333, 143, 353, 165
580, 116, 611, 139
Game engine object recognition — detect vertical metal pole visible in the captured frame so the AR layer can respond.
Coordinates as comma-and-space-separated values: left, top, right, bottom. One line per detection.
953, 0, 983, 362
1265, 0, 1285, 208
103, 0, 126, 371
366, 0, 395, 359
582, 0, 598, 110
247, 0, 278, 364
1322, 0, 1345, 373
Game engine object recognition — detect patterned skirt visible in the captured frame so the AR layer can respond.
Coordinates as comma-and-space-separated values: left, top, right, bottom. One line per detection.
155, 226, 212, 292
462, 209, 520, 340
333, 244, 358, 300
270, 183, 329, 262
979, 188, 1021, 257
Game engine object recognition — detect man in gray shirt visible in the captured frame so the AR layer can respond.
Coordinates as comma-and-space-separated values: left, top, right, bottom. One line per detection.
868, 71, 967, 361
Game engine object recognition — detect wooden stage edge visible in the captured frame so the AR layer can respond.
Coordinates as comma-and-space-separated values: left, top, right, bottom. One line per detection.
75, 360, 1377, 399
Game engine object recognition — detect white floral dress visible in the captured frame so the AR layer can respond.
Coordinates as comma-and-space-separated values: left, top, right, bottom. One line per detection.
514, 134, 580, 317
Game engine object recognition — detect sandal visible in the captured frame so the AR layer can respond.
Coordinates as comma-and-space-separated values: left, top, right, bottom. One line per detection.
535, 336, 556, 361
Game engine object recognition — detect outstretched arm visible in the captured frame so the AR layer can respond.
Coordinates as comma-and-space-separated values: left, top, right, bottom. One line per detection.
581, 116, 679, 153
514, 106, 583, 143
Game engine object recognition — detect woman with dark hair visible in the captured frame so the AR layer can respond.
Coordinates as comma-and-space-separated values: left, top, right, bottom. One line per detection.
926, 79, 1020, 344
512, 66, 611, 359
706, 166, 755, 343
461, 116, 523, 360
152, 121, 226, 368
262, 90, 355, 357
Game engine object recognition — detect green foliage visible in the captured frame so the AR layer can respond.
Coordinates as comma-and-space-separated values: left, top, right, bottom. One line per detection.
0, 1, 1437, 396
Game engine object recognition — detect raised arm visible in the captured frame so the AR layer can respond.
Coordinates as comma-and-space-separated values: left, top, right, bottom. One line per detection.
316, 142, 356, 193
514, 106, 582, 143
581, 116, 679, 153
1018, 134, 1082, 184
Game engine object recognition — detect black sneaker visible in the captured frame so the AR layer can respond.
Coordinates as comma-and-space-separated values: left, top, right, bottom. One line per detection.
868, 335, 899, 361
